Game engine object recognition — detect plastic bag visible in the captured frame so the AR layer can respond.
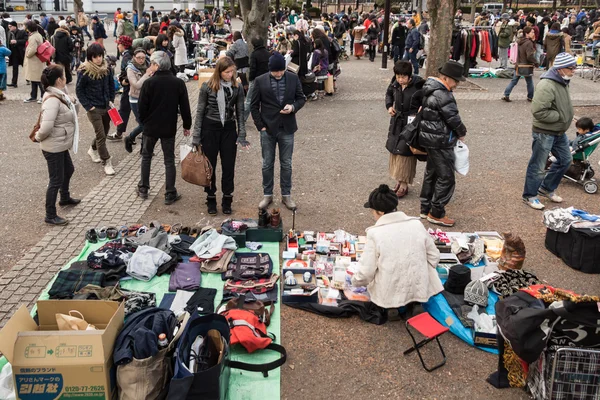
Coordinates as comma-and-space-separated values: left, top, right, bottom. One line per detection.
180, 143, 193, 161
466, 305, 496, 332
56, 310, 97, 331
454, 139, 469, 176
0, 363, 16, 400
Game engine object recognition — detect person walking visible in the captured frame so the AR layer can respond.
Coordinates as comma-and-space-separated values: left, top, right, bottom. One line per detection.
418, 60, 467, 227
501, 26, 538, 102
51, 21, 74, 84
91, 16, 107, 47
366, 14, 380, 62
250, 52, 306, 211
245, 37, 270, 121
403, 18, 421, 75
78, 10, 92, 41
544, 22, 563, 69
23, 21, 45, 103
352, 23, 366, 59
391, 18, 407, 63
35, 64, 80, 226
107, 35, 134, 141
76, 43, 116, 176
124, 48, 152, 153
6, 21, 26, 88
113, 8, 122, 38
0, 39, 10, 101
497, 13, 515, 69
192, 57, 248, 215
522, 53, 576, 210
137, 51, 192, 204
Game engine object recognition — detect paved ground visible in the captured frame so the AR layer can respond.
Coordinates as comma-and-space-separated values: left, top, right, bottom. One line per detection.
1, 29, 600, 399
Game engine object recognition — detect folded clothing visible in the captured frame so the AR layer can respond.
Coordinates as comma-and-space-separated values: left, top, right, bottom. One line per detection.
190, 228, 238, 259
170, 234, 197, 256
201, 250, 235, 273
224, 274, 280, 294
127, 245, 172, 281
73, 284, 156, 316
67, 260, 126, 286
186, 287, 218, 314
130, 228, 170, 252
48, 270, 106, 299
87, 240, 137, 270
157, 250, 182, 276
222, 252, 273, 281
169, 262, 202, 292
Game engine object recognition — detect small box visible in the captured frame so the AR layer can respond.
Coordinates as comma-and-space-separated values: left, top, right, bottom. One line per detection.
0, 300, 125, 400
282, 268, 318, 304
222, 229, 246, 248
473, 330, 498, 349
246, 220, 283, 243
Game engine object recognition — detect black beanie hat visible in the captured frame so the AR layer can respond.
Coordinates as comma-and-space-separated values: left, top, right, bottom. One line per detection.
268, 52, 286, 72
364, 184, 398, 213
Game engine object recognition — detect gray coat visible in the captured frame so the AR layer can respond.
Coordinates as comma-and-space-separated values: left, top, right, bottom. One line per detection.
35, 87, 79, 153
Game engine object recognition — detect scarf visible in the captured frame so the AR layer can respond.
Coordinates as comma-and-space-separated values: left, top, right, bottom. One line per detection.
131, 59, 149, 75
78, 60, 109, 80
217, 80, 233, 127
48, 87, 80, 154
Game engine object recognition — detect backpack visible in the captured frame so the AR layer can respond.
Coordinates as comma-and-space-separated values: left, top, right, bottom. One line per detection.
36, 40, 55, 63
122, 20, 136, 39
509, 41, 518, 64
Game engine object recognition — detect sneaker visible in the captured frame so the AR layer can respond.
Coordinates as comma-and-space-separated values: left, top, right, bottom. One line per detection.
426, 213, 456, 227
107, 132, 122, 141
501, 96, 511, 102
23, 97, 36, 103
37, 99, 43, 104
87, 147, 102, 163
523, 197, 545, 210
538, 189, 563, 203
419, 213, 428, 219
527, 98, 533, 102
164, 193, 182, 205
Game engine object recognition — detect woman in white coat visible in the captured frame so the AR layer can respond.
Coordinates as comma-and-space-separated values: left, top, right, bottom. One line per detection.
352, 184, 443, 316
168, 25, 187, 73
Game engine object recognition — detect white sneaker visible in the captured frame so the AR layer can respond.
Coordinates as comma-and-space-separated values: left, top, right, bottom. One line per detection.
37, 99, 43, 104
103, 157, 116, 176
87, 147, 102, 163
106, 131, 122, 141
523, 197, 545, 210
538, 189, 563, 203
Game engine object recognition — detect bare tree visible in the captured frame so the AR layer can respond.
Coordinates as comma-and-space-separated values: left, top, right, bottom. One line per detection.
470, 0, 482, 22
73, 0, 83, 13
239, 0, 270, 52
426, 0, 458, 77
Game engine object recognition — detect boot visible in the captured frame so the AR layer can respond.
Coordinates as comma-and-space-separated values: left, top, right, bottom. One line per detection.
258, 195, 273, 210
258, 208, 271, 227
270, 208, 281, 228
222, 195, 233, 215
206, 196, 217, 215
282, 195, 297, 211
103, 157, 116, 175
88, 147, 101, 163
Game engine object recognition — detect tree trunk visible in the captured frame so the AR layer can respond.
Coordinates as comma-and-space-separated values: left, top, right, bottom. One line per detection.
552, 0, 557, 11
417, 0, 422, 14
73, 0, 83, 14
239, 0, 270, 52
470, 0, 482, 23
426, 0, 457, 77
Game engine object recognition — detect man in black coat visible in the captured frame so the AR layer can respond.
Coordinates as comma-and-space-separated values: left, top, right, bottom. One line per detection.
391, 19, 407, 63
138, 50, 192, 205
251, 52, 306, 211
7, 21, 26, 88
418, 61, 467, 227
245, 37, 270, 121
51, 23, 74, 83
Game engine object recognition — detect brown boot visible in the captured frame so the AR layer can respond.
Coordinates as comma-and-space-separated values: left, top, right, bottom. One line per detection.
426, 213, 455, 227
270, 208, 281, 228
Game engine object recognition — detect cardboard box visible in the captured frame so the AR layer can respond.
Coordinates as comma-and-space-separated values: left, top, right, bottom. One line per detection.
197, 68, 215, 87
0, 300, 125, 400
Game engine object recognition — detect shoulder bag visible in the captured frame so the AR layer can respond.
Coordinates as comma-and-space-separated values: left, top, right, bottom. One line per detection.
181, 145, 213, 187
29, 95, 70, 142
516, 64, 534, 77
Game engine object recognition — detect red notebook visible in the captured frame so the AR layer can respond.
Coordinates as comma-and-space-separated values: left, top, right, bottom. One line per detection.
108, 107, 123, 126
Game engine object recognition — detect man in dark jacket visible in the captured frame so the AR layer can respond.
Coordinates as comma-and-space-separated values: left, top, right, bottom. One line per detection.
138, 50, 192, 204
7, 21, 26, 88
391, 19, 407, 63
403, 19, 421, 75
418, 60, 467, 227
245, 37, 270, 121
251, 52, 306, 211
51, 23, 74, 83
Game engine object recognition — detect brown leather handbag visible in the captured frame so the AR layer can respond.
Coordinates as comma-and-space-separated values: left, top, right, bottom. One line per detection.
181, 145, 213, 187
225, 295, 275, 327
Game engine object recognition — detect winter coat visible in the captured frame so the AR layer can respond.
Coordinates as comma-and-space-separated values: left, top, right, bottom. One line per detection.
78, 13, 89, 27
544, 31, 563, 63
47, 21, 58, 37
291, 39, 309, 77
531, 69, 574, 136
8, 28, 27, 66
366, 22, 380, 41
386, 75, 425, 156
92, 22, 107, 40
51, 28, 73, 64
418, 77, 466, 149
333, 21, 346, 39
24, 31, 45, 82
497, 22, 515, 48
171, 29, 188, 66
138, 70, 192, 138
249, 44, 270, 81
536, 22, 547, 45
351, 212, 443, 309
517, 37, 538, 67
226, 38, 249, 68
35, 87, 78, 153
126, 62, 151, 100
311, 49, 328, 76
0, 45, 11, 74
391, 24, 407, 48
148, 22, 160, 36
75, 62, 116, 111
405, 26, 420, 50
192, 81, 246, 144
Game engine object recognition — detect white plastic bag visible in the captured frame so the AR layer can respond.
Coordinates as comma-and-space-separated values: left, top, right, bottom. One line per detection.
0, 363, 16, 400
466, 305, 496, 332
180, 143, 193, 161
454, 140, 470, 176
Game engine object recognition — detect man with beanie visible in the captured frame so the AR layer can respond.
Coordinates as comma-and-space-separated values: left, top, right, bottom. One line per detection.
522, 52, 575, 210
497, 13, 515, 69
418, 60, 467, 227
251, 52, 306, 211
7, 21, 26, 88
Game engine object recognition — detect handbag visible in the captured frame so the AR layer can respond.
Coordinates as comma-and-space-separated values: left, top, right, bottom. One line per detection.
399, 111, 427, 156
287, 62, 300, 74
224, 294, 275, 327
36, 40, 55, 63
324, 74, 334, 94
181, 145, 213, 187
516, 64, 534, 77
301, 71, 316, 83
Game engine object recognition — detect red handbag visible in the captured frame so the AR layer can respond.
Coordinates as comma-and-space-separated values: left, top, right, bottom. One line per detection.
36, 41, 55, 63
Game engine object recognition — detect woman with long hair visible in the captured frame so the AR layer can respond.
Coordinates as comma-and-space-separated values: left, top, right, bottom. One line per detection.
154, 33, 176, 74
124, 48, 153, 153
366, 15, 380, 62
311, 38, 329, 99
191, 57, 248, 216
167, 25, 188, 73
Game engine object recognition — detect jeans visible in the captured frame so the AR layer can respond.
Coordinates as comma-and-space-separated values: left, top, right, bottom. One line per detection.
87, 107, 111, 161
201, 119, 238, 197
403, 49, 419, 75
116, 86, 131, 135
260, 129, 294, 196
420, 147, 456, 219
139, 135, 177, 196
128, 101, 144, 140
392, 45, 402, 63
523, 132, 572, 199
30, 81, 45, 99
43, 150, 74, 219
244, 81, 254, 122
535, 43, 543, 64
503, 72, 534, 100
82, 25, 92, 39
499, 46, 508, 68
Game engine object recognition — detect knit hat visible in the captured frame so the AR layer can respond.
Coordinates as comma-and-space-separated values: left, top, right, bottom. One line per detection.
464, 280, 489, 307
363, 184, 398, 213
552, 52, 577, 70
443, 264, 471, 295
117, 35, 133, 48
9, 21, 17, 27
58, 20, 67, 27
268, 52, 286, 72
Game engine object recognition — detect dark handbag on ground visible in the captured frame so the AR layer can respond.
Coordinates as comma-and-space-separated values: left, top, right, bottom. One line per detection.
516, 64, 534, 77
225, 294, 275, 327
181, 145, 213, 187
301, 71, 316, 83
545, 226, 600, 274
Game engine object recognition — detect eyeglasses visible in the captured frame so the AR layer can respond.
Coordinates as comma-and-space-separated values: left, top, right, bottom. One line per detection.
566, 66, 576, 71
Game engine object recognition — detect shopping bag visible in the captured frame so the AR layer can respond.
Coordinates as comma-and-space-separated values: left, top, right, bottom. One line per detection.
324, 74, 334, 94
180, 143, 193, 161
108, 107, 124, 126
56, 310, 97, 331
181, 145, 213, 187
454, 139, 469, 176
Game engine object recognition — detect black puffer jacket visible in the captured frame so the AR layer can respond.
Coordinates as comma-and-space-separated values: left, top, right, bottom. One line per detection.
386, 75, 425, 156
52, 28, 73, 64
418, 78, 466, 149
75, 62, 116, 111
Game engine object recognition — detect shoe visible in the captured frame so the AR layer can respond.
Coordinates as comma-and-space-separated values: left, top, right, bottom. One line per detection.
107, 132, 122, 141
207, 196, 217, 215
270, 208, 281, 228
258, 208, 271, 227
426, 213, 455, 227
538, 189, 563, 203
87, 147, 102, 163
258, 195, 273, 210
165, 193, 182, 205
527, 98, 533, 102
37, 99, 43, 104
124, 136, 134, 153
137, 188, 148, 199
501, 96, 511, 102
281, 195, 297, 210
419, 213, 428, 219
6, 83, 17, 88
222, 195, 233, 215
523, 196, 545, 210
59, 198, 81, 206
45, 216, 69, 226
103, 157, 116, 175
23, 97, 36, 103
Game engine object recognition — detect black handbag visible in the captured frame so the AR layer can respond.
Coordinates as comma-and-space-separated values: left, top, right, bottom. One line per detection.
516, 64, 534, 77
545, 226, 600, 274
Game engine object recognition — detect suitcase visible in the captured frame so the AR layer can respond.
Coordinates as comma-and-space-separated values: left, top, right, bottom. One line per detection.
545, 226, 600, 274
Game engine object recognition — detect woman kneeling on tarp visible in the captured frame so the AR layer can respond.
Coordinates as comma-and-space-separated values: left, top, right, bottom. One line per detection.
351, 184, 444, 318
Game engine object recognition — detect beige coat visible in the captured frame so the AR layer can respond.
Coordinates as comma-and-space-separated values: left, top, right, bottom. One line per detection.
352, 211, 443, 308
24, 31, 45, 82
35, 87, 78, 153
172, 30, 188, 66
127, 64, 151, 99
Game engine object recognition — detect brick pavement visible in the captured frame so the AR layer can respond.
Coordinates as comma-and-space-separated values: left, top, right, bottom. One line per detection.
332, 90, 600, 102
0, 83, 199, 327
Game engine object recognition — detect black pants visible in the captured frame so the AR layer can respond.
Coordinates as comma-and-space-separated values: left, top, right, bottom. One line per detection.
31, 81, 45, 99
368, 44, 377, 61
116, 87, 131, 135
201, 119, 238, 197
350, 35, 354, 54
43, 150, 74, 219
57, 60, 72, 84
11, 62, 19, 86
420, 147, 456, 219
139, 135, 177, 196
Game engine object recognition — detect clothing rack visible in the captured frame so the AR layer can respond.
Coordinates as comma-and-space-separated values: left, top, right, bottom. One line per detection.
457, 25, 497, 78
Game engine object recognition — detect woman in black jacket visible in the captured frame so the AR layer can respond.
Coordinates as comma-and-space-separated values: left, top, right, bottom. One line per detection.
385, 61, 424, 198
191, 56, 247, 215
366, 15, 380, 62
51, 23, 73, 83
290, 29, 315, 99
